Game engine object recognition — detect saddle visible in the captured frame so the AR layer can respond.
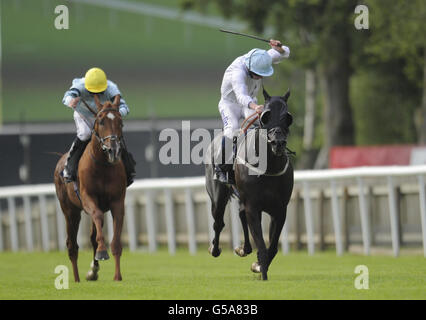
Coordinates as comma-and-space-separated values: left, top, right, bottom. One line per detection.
208, 128, 261, 172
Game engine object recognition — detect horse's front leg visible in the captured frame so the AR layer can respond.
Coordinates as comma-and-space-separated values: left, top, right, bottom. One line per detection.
110, 200, 124, 281
82, 196, 109, 261
246, 205, 269, 280
267, 208, 286, 269
234, 203, 252, 257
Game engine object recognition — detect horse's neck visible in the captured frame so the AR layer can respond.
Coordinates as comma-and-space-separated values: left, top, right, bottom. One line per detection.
239, 129, 287, 174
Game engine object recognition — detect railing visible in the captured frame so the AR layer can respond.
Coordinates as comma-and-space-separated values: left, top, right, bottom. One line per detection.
0, 166, 426, 257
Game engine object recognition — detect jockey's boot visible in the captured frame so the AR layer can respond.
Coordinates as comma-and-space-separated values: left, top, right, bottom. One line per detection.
214, 163, 235, 185
214, 136, 236, 185
62, 137, 89, 183
121, 146, 136, 187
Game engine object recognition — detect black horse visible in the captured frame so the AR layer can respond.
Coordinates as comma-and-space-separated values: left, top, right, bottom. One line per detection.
205, 88, 294, 280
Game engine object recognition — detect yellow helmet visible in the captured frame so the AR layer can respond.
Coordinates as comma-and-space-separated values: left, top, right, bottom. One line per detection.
84, 67, 108, 93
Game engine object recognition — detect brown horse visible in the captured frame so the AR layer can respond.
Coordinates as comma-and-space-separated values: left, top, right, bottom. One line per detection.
54, 94, 126, 282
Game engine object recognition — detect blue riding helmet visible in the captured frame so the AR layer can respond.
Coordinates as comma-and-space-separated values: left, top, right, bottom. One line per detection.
244, 49, 274, 77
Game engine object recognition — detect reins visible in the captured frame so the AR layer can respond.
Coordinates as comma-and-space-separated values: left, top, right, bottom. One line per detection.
240, 112, 261, 134
81, 98, 97, 116
237, 109, 294, 177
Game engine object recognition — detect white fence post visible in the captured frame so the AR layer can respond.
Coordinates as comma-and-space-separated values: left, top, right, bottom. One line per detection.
125, 192, 137, 252
357, 177, 370, 255
185, 188, 197, 255
55, 198, 66, 251
38, 195, 49, 252
417, 175, 426, 257
145, 190, 157, 252
164, 188, 176, 255
0, 205, 4, 251
330, 180, 343, 256
303, 181, 315, 255
23, 196, 33, 252
387, 176, 400, 257
281, 219, 289, 255
7, 197, 18, 252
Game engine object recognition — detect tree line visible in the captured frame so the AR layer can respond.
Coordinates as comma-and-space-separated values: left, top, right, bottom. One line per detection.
183, 0, 426, 168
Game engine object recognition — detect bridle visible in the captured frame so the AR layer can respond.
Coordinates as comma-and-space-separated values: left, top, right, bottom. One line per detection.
92, 107, 123, 152
236, 102, 292, 176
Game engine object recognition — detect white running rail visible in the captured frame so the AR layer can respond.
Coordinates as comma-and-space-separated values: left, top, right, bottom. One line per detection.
0, 166, 426, 257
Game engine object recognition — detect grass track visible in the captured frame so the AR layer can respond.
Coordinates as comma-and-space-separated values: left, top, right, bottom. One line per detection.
0, 248, 425, 300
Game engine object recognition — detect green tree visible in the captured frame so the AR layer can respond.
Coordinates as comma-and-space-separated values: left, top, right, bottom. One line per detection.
365, 0, 426, 143
183, 0, 359, 168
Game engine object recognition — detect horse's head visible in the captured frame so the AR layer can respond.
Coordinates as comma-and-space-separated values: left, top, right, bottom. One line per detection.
259, 88, 293, 157
93, 94, 123, 164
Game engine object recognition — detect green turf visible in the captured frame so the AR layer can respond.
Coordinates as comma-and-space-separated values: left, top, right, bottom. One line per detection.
0, 248, 424, 300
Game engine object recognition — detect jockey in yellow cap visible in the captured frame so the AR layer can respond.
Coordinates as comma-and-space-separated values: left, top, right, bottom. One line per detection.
84, 67, 108, 93
61, 67, 135, 186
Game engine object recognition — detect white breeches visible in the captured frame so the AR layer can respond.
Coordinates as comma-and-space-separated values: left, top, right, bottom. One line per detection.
73, 111, 92, 141
218, 99, 257, 139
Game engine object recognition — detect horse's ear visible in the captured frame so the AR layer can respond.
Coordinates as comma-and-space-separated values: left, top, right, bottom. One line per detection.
263, 87, 271, 102
112, 95, 120, 109
282, 89, 290, 102
94, 94, 103, 111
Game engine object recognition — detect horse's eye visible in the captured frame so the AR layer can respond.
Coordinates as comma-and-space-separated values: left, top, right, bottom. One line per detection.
99, 119, 105, 126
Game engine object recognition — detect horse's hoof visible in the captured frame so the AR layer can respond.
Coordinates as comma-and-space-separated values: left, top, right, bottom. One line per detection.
95, 250, 110, 261
235, 246, 247, 257
86, 270, 99, 281
208, 244, 221, 257
251, 261, 261, 273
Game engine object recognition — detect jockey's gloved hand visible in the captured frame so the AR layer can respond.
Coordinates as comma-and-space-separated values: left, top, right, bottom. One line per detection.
64, 96, 80, 108
249, 102, 264, 114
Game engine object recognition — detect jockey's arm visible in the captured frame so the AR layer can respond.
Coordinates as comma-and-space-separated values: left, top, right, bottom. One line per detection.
63, 90, 80, 108
268, 39, 290, 63
230, 68, 264, 114
63, 79, 82, 108
231, 69, 256, 109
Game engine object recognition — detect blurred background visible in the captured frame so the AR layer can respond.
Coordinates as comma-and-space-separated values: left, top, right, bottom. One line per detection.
0, 0, 425, 186
1, 0, 425, 186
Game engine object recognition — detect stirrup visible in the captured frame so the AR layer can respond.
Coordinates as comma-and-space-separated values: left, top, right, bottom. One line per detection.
213, 166, 228, 184
214, 168, 235, 185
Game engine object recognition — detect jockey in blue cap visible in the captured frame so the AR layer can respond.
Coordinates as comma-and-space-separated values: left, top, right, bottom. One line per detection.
215, 39, 290, 184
